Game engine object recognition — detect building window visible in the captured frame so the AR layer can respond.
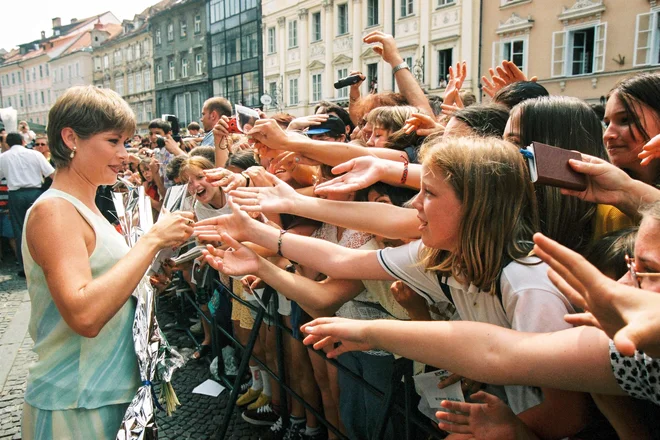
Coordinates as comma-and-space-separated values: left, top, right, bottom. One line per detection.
167, 22, 174, 41
337, 68, 348, 98
169, 60, 176, 80
337, 4, 349, 35
227, 0, 240, 17
28, 94, 32, 107
144, 69, 151, 89
367, 63, 378, 93
437, 48, 453, 87
288, 20, 298, 48
210, 0, 225, 23
212, 34, 226, 67
114, 50, 122, 64
312, 12, 322, 42
194, 15, 202, 33
136, 43, 141, 59
437, 0, 454, 6
41, 91, 45, 104
156, 28, 162, 45
242, 22, 258, 60
39, 65, 43, 78
19, 95, 23, 108
115, 76, 125, 96
552, 23, 607, 77
180, 20, 187, 38
136, 72, 142, 92
181, 58, 189, 78
32, 68, 36, 81
634, 11, 660, 66
268, 81, 278, 106
26, 70, 30, 83
11, 73, 15, 85
104, 55, 109, 69
401, 0, 414, 17
226, 27, 240, 64
146, 101, 153, 121
493, 39, 525, 74
289, 78, 299, 105
268, 27, 277, 53
76, 63, 79, 77
243, 71, 260, 107
128, 74, 134, 94
174, 91, 202, 127
367, 0, 379, 26
156, 65, 162, 84
312, 73, 322, 102
195, 54, 203, 75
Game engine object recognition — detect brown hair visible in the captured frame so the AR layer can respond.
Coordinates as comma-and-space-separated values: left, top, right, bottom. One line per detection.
47, 86, 136, 168
351, 92, 408, 123
418, 137, 539, 293
179, 156, 215, 181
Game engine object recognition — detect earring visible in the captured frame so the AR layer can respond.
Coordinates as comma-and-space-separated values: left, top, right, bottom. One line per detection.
70, 146, 76, 159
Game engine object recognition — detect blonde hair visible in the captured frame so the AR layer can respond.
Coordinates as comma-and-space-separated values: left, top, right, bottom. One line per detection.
178, 156, 215, 181
47, 86, 136, 168
366, 105, 423, 150
418, 137, 539, 293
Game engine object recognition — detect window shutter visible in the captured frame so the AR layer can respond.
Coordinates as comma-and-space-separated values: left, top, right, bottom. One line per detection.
634, 12, 655, 66
594, 23, 608, 72
551, 31, 567, 77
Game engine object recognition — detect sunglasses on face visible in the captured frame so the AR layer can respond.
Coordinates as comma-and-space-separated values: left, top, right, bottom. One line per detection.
34, 143, 47, 147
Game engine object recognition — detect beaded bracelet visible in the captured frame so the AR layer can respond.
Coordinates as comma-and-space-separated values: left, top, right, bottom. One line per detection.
277, 229, 288, 257
400, 154, 409, 185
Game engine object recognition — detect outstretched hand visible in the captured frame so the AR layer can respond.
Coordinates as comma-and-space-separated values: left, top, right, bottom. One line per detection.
482, 60, 537, 98
403, 112, 444, 137
193, 196, 254, 243
363, 31, 404, 66
533, 232, 660, 357
639, 133, 660, 166
314, 156, 387, 196
202, 233, 261, 276
444, 62, 467, 107
559, 154, 632, 207
229, 171, 299, 213
301, 317, 376, 358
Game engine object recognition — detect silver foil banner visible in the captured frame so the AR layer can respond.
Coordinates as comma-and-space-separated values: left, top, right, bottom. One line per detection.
114, 179, 184, 440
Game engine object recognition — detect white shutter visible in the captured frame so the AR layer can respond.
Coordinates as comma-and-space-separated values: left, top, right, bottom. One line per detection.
551, 31, 567, 77
492, 41, 502, 68
634, 12, 655, 66
594, 23, 607, 72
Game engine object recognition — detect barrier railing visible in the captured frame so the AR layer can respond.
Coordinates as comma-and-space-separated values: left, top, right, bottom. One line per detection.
193, 278, 448, 440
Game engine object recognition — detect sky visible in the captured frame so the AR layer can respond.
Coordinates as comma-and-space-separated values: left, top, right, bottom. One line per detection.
0, 0, 165, 51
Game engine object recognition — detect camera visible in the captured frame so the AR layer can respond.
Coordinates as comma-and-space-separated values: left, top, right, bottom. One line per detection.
155, 135, 166, 149
162, 114, 181, 143
334, 74, 362, 89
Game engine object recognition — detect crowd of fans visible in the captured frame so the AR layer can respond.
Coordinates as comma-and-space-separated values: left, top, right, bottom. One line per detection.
4, 30, 660, 440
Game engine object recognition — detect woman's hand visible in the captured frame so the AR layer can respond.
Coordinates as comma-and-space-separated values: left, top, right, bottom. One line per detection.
437, 373, 483, 396
482, 60, 538, 98
533, 232, 660, 358
301, 317, 376, 358
241, 274, 265, 292
363, 31, 403, 66
202, 233, 261, 276
403, 112, 444, 137
437, 391, 530, 439
194, 197, 255, 243
314, 156, 387, 196
444, 61, 467, 107
638, 133, 660, 166
204, 167, 247, 192
147, 210, 194, 249
248, 119, 293, 151
560, 154, 632, 206
288, 114, 329, 131
228, 172, 300, 214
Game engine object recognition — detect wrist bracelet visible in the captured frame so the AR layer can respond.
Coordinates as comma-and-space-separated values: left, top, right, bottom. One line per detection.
400, 154, 409, 185
241, 172, 250, 187
277, 229, 288, 257
392, 62, 410, 75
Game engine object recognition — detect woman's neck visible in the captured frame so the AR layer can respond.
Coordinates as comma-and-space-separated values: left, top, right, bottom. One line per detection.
51, 167, 101, 212
208, 189, 226, 209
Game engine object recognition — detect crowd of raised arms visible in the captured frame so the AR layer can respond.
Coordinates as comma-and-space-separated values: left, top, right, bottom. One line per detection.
7, 30, 660, 440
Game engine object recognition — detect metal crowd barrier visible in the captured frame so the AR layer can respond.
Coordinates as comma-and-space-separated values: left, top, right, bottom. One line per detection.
177, 277, 446, 440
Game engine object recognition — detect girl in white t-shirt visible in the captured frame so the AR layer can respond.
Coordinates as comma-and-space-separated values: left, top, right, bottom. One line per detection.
196, 136, 590, 438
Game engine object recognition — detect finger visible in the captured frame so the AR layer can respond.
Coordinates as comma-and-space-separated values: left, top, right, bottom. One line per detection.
613, 325, 642, 357
438, 374, 462, 389
435, 411, 469, 425
203, 254, 224, 271
530, 76, 538, 82
547, 268, 589, 310
197, 233, 224, 242
437, 421, 472, 435
440, 400, 474, 414
564, 312, 601, 328
468, 390, 499, 405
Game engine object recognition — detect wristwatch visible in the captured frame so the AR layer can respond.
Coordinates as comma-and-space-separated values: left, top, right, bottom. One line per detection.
392, 62, 410, 74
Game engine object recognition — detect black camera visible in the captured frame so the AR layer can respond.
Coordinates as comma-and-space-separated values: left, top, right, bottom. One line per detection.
334, 74, 362, 89
162, 114, 181, 143
155, 135, 166, 149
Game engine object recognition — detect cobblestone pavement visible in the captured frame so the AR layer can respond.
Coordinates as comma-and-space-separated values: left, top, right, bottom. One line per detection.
0, 255, 266, 440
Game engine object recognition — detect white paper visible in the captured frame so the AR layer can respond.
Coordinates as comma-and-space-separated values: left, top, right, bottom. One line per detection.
414, 369, 465, 422
192, 379, 225, 397
251, 288, 268, 311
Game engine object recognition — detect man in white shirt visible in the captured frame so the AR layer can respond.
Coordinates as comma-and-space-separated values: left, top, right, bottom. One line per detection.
0, 132, 54, 277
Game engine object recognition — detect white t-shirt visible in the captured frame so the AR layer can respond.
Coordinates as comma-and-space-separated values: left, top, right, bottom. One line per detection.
378, 240, 575, 414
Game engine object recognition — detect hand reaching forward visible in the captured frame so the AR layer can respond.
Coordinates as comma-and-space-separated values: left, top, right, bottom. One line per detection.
559, 154, 632, 206
301, 317, 376, 358
533, 232, 660, 358
314, 156, 388, 196
444, 62, 467, 107
228, 171, 299, 214
482, 60, 538, 98
638, 133, 660, 166
202, 233, 261, 277
363, 31, 404, 66
193, 197, 254, 243
403, 112, 444, 137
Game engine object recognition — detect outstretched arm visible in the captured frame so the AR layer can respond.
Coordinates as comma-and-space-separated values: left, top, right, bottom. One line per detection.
302, 318, 623, 396
194, 202, 395, 281
227, 172, 421, 239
